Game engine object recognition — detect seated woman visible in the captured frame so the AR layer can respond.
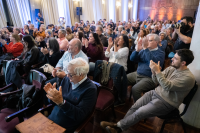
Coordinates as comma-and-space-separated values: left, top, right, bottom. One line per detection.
105, 35, 129, 71
74, 31, 84, 42
21, 24, 29, 35
44, 29, 53, 43
158, 32, 167, 51
1, 33, 23, 58
128, 27, 138, 40
16, 35, 39, 74
33, 26, 46, 39
35, 36, 46, 48
134, 29, 147, 46
82, 33, 105, 62
66, 27, 74, 41
38, 38, 61, 77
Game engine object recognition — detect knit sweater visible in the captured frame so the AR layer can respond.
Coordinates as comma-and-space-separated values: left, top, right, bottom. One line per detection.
48, 77, 97, 132
153, 66, 195, 108
130, 48, 165, 77
3, 42, 24, 57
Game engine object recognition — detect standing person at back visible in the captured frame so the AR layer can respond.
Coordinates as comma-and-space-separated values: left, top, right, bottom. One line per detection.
36, 13, 44, 29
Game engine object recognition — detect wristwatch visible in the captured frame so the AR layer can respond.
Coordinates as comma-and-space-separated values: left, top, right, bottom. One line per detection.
58, 100, 66, 107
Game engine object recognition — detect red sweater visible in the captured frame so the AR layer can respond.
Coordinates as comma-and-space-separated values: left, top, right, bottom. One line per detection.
3, 42, 24, 57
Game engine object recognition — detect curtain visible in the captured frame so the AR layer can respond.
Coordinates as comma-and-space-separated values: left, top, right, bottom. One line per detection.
122, 0, 128, 21
109, 0, 116, 22
103, 0, 110, 22
0, 0, 7, 28
16, 0, 31, 26
6, 0, 23, 27
68, 0, 75, 26
132, 0, 138, 21
80, 0, 95, 23
92, 0, 104, 23
41, 0, 59, 26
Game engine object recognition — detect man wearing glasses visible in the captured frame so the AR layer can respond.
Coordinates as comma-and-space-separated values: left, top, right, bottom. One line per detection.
126, 34, 165, 102
44, 58, 97, 132
45, 38, 88, 87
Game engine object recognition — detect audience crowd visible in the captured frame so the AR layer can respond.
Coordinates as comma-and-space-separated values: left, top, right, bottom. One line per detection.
0, 14, 196, 133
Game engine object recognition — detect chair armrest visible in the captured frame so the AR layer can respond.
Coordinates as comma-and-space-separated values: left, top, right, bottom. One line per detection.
38, 104, 53, 114
5, 107, 29, 122
74, 111, 95, 133
0, 83, 14, 92
0, 89, 22, 98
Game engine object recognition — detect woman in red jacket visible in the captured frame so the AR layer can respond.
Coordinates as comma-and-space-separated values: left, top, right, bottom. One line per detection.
1, 33, 23, 58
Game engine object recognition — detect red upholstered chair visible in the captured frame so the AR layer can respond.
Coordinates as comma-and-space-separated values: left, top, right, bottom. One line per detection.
0, 70, 47, 133
95, 85, 116, 119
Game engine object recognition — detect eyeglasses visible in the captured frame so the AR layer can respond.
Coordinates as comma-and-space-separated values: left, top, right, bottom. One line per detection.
66, 70, 76, 78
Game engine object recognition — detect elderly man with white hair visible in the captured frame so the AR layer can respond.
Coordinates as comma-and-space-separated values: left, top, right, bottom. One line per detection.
126, 34, 165, 102
45, 38, 88, 87
44, 57, 97, 132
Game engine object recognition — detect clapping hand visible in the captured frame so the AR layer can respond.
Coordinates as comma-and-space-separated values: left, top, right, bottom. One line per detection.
136, 39, 143, 52
41, 47, 49, 55
142, 37, 149, 49
108, 37, 113, 47
149, 60, 161, 74
114, 37, 119, 45
44, 83, 63, 105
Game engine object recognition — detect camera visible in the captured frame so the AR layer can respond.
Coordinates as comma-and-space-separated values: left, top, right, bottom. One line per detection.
171, 22, 185, 29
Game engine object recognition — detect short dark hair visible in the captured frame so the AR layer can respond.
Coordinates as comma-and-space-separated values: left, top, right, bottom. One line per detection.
176, 49, 194, 66
181, 16, 193, 24
48, 37, 60, 53
28, 20, 31, 23
78, 27, 84, 32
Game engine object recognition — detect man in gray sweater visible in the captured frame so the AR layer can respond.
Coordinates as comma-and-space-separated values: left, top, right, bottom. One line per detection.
100, 49, 195, 133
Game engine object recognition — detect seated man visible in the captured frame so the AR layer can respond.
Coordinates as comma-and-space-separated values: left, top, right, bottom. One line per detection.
101, 49, 195, 133
57, 29, 69, 51
96, 25, 108, 47
44, 58, 97, 132
45, 38, 88, 87
127, 34, 165, 102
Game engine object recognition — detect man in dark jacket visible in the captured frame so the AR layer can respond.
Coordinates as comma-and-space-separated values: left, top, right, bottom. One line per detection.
44, 58, 97, 132
96, 25, 108, 47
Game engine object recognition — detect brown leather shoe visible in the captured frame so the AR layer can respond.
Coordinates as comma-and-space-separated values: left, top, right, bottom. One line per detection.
100, 121, 117, 130
105, 126, 122, 133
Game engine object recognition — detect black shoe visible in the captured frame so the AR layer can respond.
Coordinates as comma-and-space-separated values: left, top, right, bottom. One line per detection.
114, 100, 125, 107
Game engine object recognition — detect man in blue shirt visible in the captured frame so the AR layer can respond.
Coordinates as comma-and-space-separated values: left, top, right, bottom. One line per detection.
127, 34, 165, 102
44, 58, 97, 132
36, 13, 44, 29
45, 38, 88, 86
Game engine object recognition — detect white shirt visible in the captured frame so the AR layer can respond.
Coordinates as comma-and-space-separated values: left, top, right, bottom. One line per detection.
72, 76, 87, 90
105, 47, 129, 71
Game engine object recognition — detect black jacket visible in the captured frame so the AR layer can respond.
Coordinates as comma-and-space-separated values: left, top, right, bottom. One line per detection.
18, 47, 39, 66
93, 60, 127, 100
43, 51, 61, 67
5, 60, 23, 91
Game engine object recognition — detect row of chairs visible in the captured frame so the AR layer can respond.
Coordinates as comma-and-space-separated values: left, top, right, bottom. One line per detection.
0, 59, 198, 133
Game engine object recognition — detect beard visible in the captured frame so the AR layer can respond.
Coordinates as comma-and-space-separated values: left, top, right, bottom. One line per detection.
171, 62, 181, 69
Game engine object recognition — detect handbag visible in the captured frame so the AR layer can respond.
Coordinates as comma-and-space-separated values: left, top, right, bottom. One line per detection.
40, 63, 54, 74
